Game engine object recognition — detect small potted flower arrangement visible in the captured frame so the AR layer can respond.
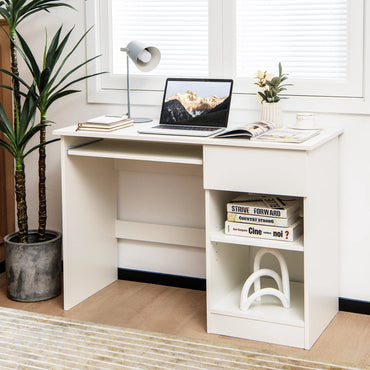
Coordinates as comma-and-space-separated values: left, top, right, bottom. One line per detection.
255, 62, 292, 128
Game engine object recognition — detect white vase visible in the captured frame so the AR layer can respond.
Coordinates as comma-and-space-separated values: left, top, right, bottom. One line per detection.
261, 101, 283, 128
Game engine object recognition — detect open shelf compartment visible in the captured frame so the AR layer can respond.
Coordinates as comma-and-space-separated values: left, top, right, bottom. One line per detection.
206, 189, 306, 345
210, 278, 304, 327
67, 139, 203, 165
206, 240, 306, 347
206, 190, 304, 251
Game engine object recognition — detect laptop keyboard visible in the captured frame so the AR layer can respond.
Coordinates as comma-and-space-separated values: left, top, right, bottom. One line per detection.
153, 125, 219, 131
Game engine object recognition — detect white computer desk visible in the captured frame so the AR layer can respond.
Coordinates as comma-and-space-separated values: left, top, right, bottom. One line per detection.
54, 124, 342, 349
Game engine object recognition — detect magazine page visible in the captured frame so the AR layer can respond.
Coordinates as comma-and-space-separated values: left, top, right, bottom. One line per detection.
215, 121, 274, 138
251, 128, 320, 143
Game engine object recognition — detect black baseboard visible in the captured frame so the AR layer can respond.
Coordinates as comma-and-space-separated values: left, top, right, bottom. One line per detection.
118, 268, 206, 291
339, 298, 370, 315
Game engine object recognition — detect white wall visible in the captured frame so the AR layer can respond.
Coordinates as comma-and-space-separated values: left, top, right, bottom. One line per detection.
18, 2, 370, 302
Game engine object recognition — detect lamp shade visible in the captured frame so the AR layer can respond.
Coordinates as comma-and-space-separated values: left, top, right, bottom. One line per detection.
122, 41, 161, 72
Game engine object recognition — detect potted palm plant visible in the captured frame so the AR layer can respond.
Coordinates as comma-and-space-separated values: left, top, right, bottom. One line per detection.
0, 0, 102, 301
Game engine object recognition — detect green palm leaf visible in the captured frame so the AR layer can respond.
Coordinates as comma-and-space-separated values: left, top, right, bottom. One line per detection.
15, 30, 41, 79
39, 67, 51, 92
45, 89, 80, 109
0, 0, 74, 32
45, 26, 73, 71
0, 66, 32, 90
46, 27, 96, 93
48, 55, 101, 94
0, 90, 38, 161
0, 102, 17, 148
24, 137, 59, 157
17, 26, 106, 116
0, 137, 15, 156
15, 90, 36, 143
19, 123, 46, 149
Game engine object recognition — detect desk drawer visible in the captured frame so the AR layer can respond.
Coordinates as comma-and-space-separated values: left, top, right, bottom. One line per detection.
203, 145, 307, 196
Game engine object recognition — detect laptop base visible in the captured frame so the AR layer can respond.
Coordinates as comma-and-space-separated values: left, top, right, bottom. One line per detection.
137, 126, 225, 137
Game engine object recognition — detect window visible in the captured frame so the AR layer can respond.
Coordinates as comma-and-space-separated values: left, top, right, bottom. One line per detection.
85, 0, 208, 100
111, 0, 208, 77
86, 0, 367, 112
234, 0, 364, 98
237, 1, 348, 80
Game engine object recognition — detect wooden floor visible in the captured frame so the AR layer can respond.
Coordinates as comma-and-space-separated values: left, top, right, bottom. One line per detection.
0, 274, 369, 368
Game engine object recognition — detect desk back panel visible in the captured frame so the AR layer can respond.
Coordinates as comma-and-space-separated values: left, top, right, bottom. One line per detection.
116, 160, 206, 278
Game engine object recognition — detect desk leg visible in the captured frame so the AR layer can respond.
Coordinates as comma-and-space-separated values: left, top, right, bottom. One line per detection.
61, 137, 117, 310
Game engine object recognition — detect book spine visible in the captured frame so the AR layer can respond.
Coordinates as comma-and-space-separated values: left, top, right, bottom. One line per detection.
225, 220, 302, 241
226, 203, 290, 218
227, 212, 298, 227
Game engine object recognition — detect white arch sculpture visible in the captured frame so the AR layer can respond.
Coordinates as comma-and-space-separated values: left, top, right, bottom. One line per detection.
240, 248, 290, 311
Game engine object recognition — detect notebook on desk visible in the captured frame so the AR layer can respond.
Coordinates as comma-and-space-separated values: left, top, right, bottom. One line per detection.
137, 78, 233, 137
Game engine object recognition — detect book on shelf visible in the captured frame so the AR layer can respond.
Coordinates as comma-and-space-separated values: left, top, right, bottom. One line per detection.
227, 211, 300, 227
227, 194, 301, 219
76, 115, 134, 132
225, 219, 303, 242
215, 120, 319, 143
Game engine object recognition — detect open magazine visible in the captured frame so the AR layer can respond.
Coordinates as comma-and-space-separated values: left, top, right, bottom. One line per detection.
215, 121, 320, 143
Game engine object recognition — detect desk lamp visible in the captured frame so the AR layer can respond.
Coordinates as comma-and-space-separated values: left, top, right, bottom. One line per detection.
120, 41, 161, 123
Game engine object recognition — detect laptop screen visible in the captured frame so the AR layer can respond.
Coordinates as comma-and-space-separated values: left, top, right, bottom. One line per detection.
159, 78, 233, 127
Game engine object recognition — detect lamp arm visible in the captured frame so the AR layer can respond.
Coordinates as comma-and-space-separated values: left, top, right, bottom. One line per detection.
126, 54, 131, 119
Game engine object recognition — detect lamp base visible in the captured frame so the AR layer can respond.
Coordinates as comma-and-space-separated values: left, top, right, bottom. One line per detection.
133, 117, 153, 123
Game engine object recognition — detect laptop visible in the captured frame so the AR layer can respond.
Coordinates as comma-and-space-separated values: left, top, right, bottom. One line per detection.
137, 78, 233, 137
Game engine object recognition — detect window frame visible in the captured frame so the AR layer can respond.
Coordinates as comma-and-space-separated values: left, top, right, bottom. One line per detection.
85, 0, 370, 114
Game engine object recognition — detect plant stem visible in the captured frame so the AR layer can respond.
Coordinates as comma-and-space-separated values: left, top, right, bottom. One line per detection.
38, 118, 47, 241
9, 30, 21, 122
15, 163, 28, 243
10, 25, 27, 243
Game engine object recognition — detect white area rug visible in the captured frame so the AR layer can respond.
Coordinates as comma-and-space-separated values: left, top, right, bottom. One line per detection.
0, 307, 363, 369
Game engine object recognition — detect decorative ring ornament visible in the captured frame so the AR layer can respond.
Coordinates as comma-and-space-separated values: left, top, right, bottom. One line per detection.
240, 248, 290, 311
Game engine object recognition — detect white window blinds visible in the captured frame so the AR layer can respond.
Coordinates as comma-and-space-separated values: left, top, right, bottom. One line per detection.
236, 0, 349, 80
111, 0, 208, 76
86, 0, 364, 105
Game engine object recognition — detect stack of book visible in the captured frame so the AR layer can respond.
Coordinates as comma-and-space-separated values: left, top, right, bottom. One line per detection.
225, 194, 302, 241
76, 115, 134, 132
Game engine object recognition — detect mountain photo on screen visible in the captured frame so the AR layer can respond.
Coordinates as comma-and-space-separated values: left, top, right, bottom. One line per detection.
160, 80, 232, 127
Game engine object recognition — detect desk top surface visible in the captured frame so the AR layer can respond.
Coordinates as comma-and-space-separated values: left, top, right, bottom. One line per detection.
53, 124, 343, 152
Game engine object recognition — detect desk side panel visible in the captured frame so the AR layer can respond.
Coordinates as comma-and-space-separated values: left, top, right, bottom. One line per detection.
304, 137, 340, 349
61, 137, 117, 310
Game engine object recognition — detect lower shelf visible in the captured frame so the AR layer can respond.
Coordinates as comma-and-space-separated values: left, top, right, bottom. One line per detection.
210, 280, 304, 328
208, 280, 305, 347
210, 230, 304, 252
207, 312, 305, 348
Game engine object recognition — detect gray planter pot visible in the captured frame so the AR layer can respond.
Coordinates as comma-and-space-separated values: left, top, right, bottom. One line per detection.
4, 230, 62, 302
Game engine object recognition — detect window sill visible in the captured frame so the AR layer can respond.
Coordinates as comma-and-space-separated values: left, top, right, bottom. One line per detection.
87, 87, 370, 115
